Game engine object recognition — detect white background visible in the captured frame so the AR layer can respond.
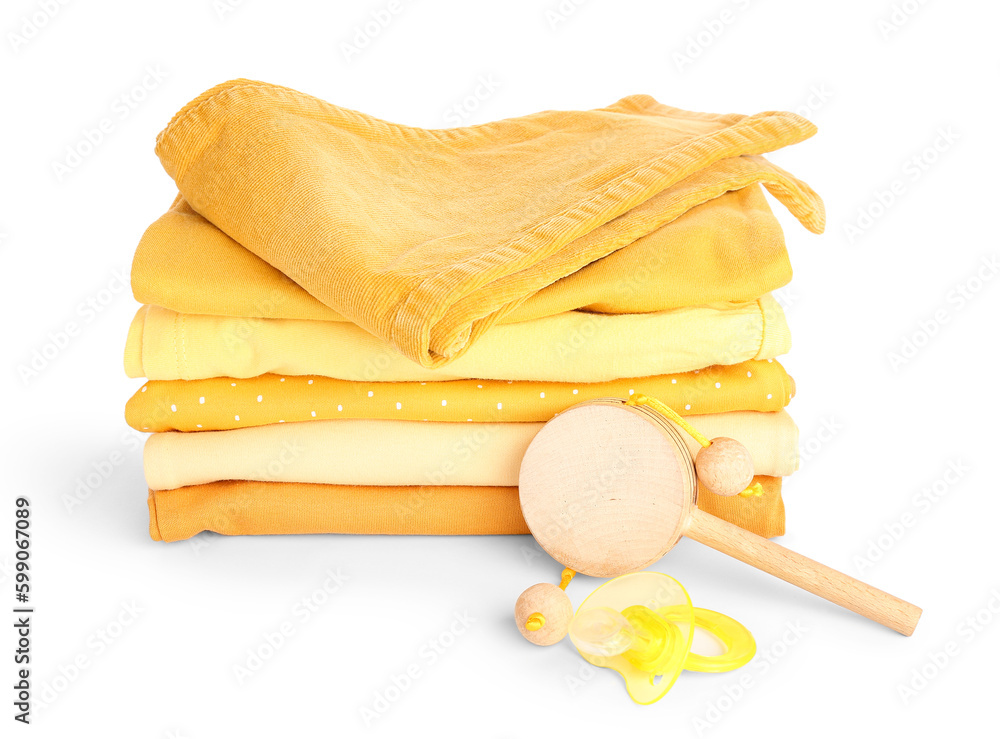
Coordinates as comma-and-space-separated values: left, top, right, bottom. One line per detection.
3, 0, 998, 736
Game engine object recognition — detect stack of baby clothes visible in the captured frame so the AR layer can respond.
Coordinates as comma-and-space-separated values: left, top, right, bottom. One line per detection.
124, 80, 823, 543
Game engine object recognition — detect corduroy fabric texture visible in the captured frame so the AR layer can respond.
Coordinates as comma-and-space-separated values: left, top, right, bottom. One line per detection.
146, 475, 784, 543
154, 80, 823, 367
133, 184, 793, 323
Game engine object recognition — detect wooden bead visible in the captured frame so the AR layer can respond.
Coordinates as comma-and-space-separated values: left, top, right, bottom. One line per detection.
695, 437, 754, 496
515, 583, 573, 646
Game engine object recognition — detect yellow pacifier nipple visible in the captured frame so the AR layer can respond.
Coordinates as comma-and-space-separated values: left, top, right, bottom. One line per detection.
619, 605, 683, 676
568, 607, 634, 656
569, 572, 694, 704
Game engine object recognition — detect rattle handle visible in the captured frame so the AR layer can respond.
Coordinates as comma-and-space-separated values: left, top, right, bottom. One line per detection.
686, 508, 921, 636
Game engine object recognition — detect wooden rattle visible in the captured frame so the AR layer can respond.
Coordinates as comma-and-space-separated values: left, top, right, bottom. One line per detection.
515, 397, 922, 642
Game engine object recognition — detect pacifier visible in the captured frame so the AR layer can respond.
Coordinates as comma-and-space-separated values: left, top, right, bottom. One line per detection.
518, 570, 755, 704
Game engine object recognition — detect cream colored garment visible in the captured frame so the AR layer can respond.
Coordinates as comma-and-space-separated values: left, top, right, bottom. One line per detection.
143, 410, 799, 491
125, 296, 789, 383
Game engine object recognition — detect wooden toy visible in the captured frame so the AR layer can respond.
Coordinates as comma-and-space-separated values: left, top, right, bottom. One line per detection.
516, 397, 922, 643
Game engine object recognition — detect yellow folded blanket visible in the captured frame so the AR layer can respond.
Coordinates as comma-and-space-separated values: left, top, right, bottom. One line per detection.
134, 184, 792, 323
126, 359, 794, 432
124, 297, 790, 383
146, 476, 784, 542
143, 411, 799, 491
154, 80, 823, 367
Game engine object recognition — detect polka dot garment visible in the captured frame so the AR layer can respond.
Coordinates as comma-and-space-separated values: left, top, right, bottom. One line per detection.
126, 359, 794, 433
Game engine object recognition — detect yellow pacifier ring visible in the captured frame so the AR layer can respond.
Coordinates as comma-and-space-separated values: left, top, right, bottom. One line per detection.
682, 608, 756, 673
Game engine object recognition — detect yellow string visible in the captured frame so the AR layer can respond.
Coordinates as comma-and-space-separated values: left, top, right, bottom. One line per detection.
525, 613, 545, 631
525, 569, 575, 632
626, 393, 760, 498
558, 568, 575, 590
626, 394, 712, 447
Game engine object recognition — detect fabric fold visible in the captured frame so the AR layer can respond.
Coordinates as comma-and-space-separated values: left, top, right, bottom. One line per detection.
146, 476, 784, 542
143, 411, 799, 491
124, 296, 790, 383
125, 359, 795, 432
154, 79, 823, 367
133, 183, 794, 323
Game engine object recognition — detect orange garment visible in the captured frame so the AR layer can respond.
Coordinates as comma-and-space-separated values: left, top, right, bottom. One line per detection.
126, 360, 794, 432
147, 476, 783, 543
698, 479, 785, 539
154, 80, 823, 367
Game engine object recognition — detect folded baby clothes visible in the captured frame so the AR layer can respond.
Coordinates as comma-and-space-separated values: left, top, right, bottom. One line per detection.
146, 475, 784, 543
154, 80, 823, 367
133, 184, 792, 323
127, 82, 823, 545
124, 297, 790, 383
125, 360, 795, 432
142, 411, 799, 491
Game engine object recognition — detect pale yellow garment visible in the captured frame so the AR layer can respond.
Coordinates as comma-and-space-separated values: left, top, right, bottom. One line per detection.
145, 475, 785, 542
125, 360, 795, 432
133, 185, 793, 323
143, 411, 799, 491
124, 296, 789, 383
154, 80, 823, 367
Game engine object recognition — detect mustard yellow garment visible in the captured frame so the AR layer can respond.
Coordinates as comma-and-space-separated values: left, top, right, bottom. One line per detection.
124, 297, 790, 383
142, 411, 799, 491
146, 476, 784, 542
133, 185, 793, 323
154, 79, 823, 367
126, 360, 794, 432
